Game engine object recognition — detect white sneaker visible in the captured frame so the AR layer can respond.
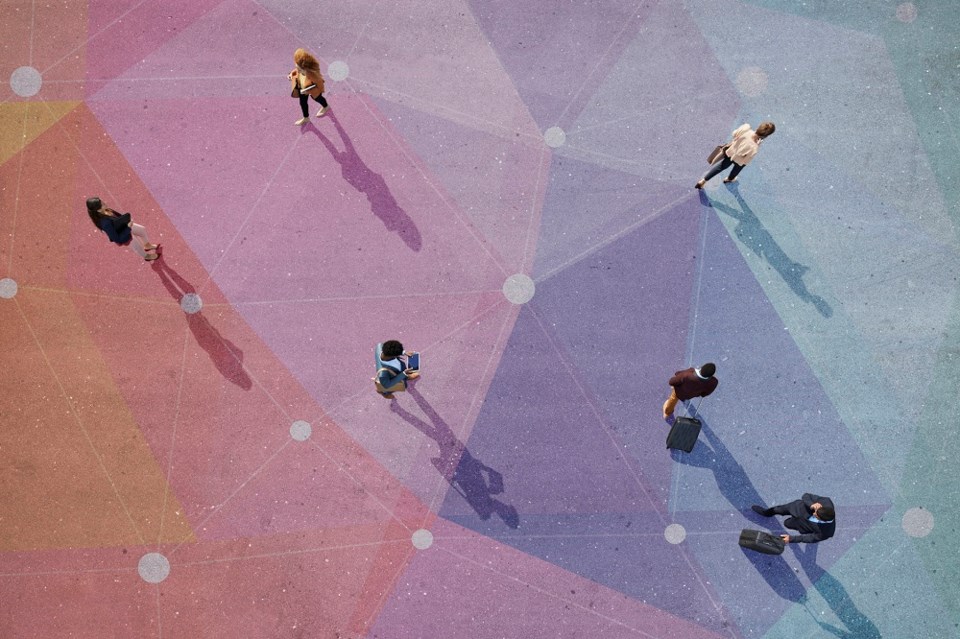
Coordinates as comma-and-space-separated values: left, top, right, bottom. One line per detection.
294, 117, 310, 126
316, 106, 329, 117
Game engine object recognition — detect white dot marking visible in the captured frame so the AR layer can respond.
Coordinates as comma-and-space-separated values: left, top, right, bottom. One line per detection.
328, 61, 349, 82
544, 126, 566, 148
138, 552, 170, 583
736, 66, 768, 97
896, 3, 917, 22
502, 274, 535, 304
0, 278, 18, 299
664, 523, 686, 544
290, 420, 312, 441
180, 293, 202, 314
411, 529, 434, 550
902, 507, 933, 538
10, 66, 42, 97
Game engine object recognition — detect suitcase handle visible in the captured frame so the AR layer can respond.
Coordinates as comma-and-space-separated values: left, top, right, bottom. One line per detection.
682, 396, 705, 419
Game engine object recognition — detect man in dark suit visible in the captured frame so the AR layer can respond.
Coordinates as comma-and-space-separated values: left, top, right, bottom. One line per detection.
752, 493, 836, 544
663, 362, 718, 421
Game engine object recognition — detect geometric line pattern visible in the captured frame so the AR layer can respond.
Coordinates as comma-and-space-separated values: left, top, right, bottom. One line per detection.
2, 1, 958, 637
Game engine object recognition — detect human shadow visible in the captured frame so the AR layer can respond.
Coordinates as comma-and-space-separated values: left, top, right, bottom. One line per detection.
670, 412, 768, 522
152, 258, 252, 390
305, 112, 422, 251
709, 186, 833, 318
390, 385, 519, 528
671, 412, 806, 599
741, 547, 807, 601
795, 546, 881, 639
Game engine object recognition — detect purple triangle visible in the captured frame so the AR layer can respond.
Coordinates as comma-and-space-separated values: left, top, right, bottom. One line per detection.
664, 194, 891, 636
466, 0, 652, 129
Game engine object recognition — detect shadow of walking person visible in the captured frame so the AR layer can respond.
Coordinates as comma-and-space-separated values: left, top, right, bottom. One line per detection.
306, 113, 422, 251
152, 258, 253, 390
708, 186, 833, 318
741, 547, 807, 601
670, 413, 768, 521
390, 385, 519, 529
803, 571, 882, 638
672, 413, 807, 600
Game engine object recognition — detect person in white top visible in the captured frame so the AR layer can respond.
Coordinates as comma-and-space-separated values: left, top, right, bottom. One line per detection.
696, 121, 775, 188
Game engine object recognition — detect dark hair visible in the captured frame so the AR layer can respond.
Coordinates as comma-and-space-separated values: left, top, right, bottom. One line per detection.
817, 505, 835, 521
699, 362, 716, 378
86, 197, 106, 228
382, 340, 404, 359
756, 121, 776, 138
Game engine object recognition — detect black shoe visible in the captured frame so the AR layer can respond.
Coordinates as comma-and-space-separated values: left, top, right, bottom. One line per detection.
752, 505, 773, 517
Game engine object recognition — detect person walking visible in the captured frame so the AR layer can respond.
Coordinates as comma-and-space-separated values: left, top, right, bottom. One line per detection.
374, 340, 420, 399
288, 48, 329, 126
86, 197, 159, 261
696, 121, 775, 188
663, 362, 718, 421
752, 493, 836, 544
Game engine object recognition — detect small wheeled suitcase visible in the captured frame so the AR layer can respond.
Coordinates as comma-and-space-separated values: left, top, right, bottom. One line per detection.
738, 528, 785, 555
666, 397, 704, 453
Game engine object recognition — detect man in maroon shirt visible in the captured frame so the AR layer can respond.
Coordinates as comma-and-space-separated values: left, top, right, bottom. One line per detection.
663, 362, 718, 421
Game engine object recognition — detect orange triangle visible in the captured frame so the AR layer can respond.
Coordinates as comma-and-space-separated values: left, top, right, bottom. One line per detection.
0, 101, 80, 167
0, 288, 195, 551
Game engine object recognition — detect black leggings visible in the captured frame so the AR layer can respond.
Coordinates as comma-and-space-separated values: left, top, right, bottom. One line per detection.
299, 93, 328, 117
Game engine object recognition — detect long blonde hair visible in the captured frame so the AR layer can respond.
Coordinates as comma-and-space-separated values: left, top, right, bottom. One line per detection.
294, 48, 320, 72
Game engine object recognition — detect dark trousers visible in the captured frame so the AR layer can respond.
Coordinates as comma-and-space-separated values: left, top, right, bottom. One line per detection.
771, 502, 803, 530
299, 93, 328, 117
702, 155, 745, 182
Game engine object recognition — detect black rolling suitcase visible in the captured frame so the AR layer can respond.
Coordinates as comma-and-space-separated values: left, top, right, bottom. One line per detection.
739, 528, 785, 555
666, 398, 703, 453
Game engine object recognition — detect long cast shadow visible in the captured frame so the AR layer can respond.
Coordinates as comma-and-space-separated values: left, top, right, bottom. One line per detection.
707, 186, 832, 317
670, 412, 768, 519
306, 113, 422, 251
672, 412, 806, 600
805, 571, 881, 638
796, 546, 881, 638
152, 258, 252, 390
741, 547, 807, 601
390, 385, 519, 528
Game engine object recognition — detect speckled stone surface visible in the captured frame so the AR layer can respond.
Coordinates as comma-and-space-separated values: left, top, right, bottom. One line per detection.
2, 0, 959, 637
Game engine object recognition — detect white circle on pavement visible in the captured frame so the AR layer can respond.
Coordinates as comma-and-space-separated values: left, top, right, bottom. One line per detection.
180, 293, 202, 314
896, 2, 917, 22
502, 274, 535, 304
411, 529, 434, 550
290, 420, 312, 441
736, 66, 768, 97
664, 523, 686, 544
138, 552, 170, 583
0, 278, 18, 299
902, 507, 934, 538
10, 66, 42, 97
544, 126, 566, 148
328, 61, 349, 81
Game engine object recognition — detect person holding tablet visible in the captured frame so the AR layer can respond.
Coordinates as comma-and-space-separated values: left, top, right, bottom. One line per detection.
374, 340, 420, 399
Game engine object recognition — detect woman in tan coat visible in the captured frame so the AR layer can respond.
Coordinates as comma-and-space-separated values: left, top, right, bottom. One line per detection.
696, 121, 775, 188
288, 48, 329, 125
